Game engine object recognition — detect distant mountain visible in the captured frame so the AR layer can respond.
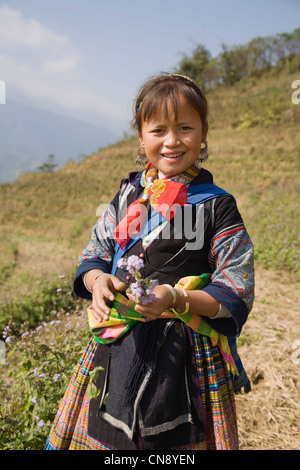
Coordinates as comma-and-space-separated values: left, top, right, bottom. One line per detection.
0, 100, 119, 183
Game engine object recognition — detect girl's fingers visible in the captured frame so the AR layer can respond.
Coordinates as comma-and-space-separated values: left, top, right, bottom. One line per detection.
101, 286, 115, 302
91, 301, 110, 321
91, 288, 111, 321
127, 295, 160, 320
113, 279, 127, 292
91, 275, 126, 321
126, 292, 136, 302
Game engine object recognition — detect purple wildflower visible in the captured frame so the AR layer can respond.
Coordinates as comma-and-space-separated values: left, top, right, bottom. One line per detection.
126, 255, 144, 274
118, 255, 157, 304
145, 279, 159, 295
130, 281, 144, 299
117, 258, 127, 269
140, 293, 156, 304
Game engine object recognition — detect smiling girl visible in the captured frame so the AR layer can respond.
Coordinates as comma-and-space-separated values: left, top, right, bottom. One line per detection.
46, 73, 254, 451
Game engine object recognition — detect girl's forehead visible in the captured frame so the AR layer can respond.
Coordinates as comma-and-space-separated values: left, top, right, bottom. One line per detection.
143, 94, 201, 124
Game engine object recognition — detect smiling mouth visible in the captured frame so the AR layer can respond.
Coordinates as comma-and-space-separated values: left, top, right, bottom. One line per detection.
161, 152, 185, 159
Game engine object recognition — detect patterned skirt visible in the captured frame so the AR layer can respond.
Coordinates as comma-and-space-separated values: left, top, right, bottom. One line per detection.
45, 332, 239, 450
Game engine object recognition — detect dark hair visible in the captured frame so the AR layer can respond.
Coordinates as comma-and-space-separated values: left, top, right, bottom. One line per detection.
133, 73, 208, 133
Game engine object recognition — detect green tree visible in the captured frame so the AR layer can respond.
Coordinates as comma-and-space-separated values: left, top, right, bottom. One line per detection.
37, 154, 58, 173
175, 28, 300, 90
217, 43, 249, 86
176, 44, 211, 89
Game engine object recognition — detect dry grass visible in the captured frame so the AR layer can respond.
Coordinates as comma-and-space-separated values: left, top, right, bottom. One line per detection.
235, 265, 300, 450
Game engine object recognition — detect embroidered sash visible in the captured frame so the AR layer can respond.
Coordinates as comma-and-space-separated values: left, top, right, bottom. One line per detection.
88, 274, 237, 376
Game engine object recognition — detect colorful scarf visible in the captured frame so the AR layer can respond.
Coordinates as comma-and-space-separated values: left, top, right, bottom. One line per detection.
87, 274, 238, 376
113, 162, 200, 249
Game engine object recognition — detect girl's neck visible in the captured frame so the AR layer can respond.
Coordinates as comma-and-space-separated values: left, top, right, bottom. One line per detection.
158, 159, 202, 184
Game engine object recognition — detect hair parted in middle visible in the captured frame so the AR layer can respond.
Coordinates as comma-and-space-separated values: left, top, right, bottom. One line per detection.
133, 73, 208, 133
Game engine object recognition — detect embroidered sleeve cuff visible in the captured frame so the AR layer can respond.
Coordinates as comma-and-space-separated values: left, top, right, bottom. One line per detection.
210, 303, 231, 319
202, 281, 249, 337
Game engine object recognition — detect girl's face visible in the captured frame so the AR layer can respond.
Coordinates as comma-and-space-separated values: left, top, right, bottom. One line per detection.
138, 93, 208, 176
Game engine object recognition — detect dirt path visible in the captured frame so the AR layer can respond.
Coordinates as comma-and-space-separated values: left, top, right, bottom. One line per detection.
235, 265, 300, 450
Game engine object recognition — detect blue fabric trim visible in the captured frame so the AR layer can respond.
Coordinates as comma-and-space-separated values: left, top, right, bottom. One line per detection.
202, 282, 248, 337
186, 183, 233, 202
228, 337, 251, 393
44, 437, 57, 450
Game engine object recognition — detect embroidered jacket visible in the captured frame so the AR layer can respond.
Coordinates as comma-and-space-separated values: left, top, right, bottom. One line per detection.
74, 168, 254, 338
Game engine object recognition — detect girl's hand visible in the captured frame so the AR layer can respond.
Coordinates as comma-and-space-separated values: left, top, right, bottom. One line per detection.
127, 284, 173, 320
91, 274, 127, 322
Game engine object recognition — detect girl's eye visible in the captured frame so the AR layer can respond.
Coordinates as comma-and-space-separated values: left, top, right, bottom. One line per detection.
180, 126, 191, 131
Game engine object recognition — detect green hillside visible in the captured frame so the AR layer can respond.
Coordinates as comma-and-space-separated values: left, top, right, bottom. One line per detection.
0, 65, 299, 331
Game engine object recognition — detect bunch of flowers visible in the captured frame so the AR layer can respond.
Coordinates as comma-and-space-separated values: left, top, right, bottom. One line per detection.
117, 255, 158, 304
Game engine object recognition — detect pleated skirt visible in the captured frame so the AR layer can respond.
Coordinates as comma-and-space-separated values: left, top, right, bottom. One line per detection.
45, 331, 239, 450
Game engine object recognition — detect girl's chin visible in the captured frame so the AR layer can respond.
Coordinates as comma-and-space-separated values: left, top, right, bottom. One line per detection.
157, 156, 195, 175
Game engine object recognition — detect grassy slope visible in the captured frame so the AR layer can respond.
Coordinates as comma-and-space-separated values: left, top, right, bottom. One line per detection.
206, 69, 300, 275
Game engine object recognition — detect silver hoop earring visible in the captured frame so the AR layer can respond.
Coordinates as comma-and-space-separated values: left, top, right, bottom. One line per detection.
197, 141, 209, 163
136, 146, 148, 166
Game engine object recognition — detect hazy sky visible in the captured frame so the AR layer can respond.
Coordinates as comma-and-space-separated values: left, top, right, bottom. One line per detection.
0, 0, 299, 136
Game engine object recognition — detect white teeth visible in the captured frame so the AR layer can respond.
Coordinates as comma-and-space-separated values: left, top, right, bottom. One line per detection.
162, 153, 183, 158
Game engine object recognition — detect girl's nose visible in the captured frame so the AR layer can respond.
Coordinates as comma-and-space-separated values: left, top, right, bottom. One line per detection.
164, 130, 179, 147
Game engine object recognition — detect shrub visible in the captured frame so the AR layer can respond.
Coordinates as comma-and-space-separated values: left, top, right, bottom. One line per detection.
0, 295, 90, 450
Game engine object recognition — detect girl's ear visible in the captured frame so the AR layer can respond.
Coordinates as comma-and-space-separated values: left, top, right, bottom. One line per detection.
138, 130, 144, 147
